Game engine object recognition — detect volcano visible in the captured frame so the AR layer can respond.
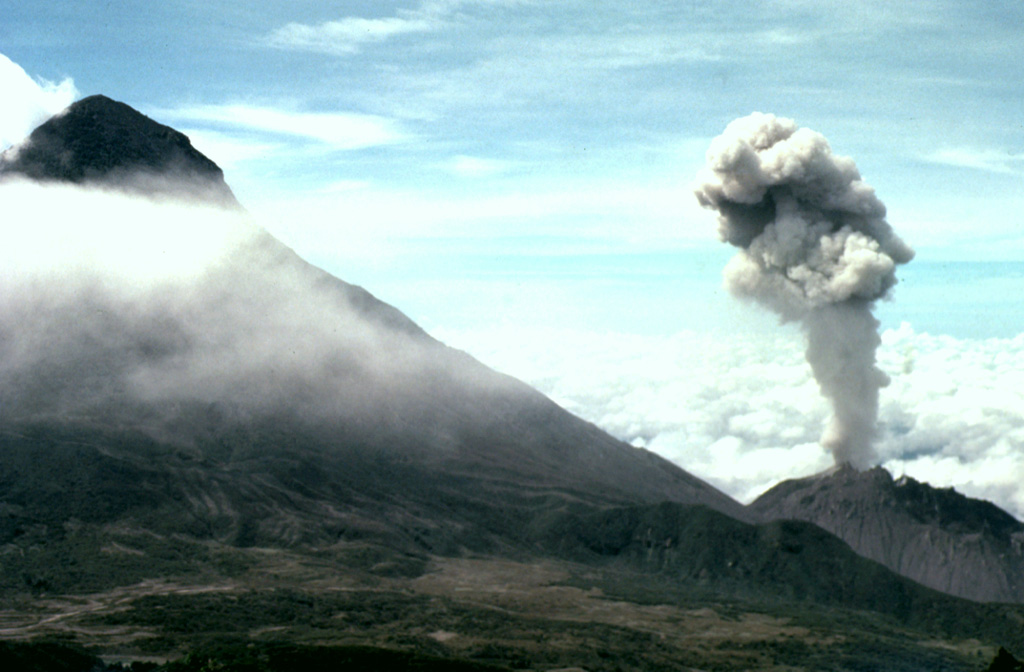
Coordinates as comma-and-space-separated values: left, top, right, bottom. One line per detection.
0, 95, 749, 593
4, 95, 1024, 671
751, 464, 1024, 603
0, 94, 239, 207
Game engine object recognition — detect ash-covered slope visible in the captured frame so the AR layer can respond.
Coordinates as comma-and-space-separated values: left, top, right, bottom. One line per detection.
750, 465, 1024, 603
0, 94, 239, 207
0, 97, 748, 594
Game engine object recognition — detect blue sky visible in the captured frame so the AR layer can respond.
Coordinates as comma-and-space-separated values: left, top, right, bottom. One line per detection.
4, 1, 1023, 284
3, 1, 1024, 510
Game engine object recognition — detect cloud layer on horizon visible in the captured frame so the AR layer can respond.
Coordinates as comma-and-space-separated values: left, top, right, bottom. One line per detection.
433, 323, 1024, 522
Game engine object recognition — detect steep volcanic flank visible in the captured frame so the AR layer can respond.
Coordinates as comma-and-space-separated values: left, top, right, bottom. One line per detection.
751, 465, 1024, 603
0, 94, 239, 207
0, 96, 748, 589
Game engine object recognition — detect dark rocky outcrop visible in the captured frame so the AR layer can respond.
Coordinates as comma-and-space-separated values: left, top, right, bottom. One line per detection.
0, 94, 239, 207
987, 647, 1024, 672
750, 464, 1024, 603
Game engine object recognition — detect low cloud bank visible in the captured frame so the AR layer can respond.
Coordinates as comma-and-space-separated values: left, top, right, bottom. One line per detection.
435, 324, 1024, 522
0, 181, 507, 448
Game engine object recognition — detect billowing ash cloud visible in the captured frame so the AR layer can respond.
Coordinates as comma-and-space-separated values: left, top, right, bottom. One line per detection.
694, 113, 914, 468
0, 53, 77, 149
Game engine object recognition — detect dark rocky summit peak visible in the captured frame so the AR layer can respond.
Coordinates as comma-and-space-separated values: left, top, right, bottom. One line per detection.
0, 94, 239, 207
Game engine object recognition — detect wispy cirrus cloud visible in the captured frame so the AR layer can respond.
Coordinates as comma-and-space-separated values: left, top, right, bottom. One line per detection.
255, 177, 710, 252
176, 128, 282, 170
267, 16, 436, 55
924, 147, 1024, 175
157, 104, 408, 151
264, 0, 528, 56
439, 155, 518, 178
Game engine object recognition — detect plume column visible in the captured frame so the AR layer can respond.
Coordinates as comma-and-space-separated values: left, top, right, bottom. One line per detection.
694, 113, 913, 468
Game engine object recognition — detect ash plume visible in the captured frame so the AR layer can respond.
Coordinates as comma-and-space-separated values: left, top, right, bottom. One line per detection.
694, 113, 914, 468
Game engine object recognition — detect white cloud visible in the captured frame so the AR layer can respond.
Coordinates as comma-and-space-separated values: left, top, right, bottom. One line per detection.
264, 0, 720, 96
319, 179, 373, 194
158, 104, 407, 151
0, 180, 254, 284
509, 30, 723, 70
432, 322, 1024, 521
177, 128, 282, 169
767, 0, 949, 31
924, 147, 1024, 175
250, 177, 713, 258
0, 52, 77, 149
264, 0, 530, 56
875, 323, 1024, 518
386, 30, 722, 118
0, 179, 506, 430
440, 155, 517, 178
267, 16, 436, 55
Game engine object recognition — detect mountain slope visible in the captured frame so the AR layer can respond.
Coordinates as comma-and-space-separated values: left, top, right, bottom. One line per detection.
5, 94, 1024, 672
0, 94, 239, 207
536, 500, 1024, 639
750, 465, 1024, 603
0, 96, 749, 595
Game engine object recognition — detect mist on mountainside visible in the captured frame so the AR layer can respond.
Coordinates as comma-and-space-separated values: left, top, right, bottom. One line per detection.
0, 179, 509, 439
0, 95, 513, 438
